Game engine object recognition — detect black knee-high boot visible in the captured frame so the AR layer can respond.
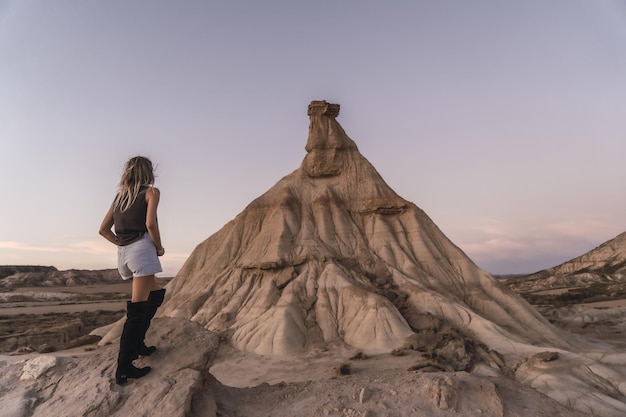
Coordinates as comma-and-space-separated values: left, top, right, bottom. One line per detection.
137, 288, 166, 356
116, 301, 152, 385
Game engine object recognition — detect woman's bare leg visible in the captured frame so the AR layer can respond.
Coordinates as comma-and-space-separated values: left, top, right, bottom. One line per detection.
131, 275, 160, 302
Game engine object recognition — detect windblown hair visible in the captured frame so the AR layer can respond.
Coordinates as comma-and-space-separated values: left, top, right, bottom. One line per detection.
114, 156, 155, 212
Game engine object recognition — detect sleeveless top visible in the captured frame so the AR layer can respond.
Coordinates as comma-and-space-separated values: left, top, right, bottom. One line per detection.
113, 186, 150, 246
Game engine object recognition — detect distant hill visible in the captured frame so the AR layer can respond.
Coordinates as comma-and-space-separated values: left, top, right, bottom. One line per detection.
503, 232, 626, 305
493, 273, 528, 280
0, 265, 58, 279
0, 265, 121, 289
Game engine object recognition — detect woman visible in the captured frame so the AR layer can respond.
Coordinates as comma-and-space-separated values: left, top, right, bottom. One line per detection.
99, 156, 167, 385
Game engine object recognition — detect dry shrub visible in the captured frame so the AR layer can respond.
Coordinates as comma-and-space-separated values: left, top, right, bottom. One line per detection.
391, 348, 405, 356
334, 362, 352, 376
349, 351, 368, 360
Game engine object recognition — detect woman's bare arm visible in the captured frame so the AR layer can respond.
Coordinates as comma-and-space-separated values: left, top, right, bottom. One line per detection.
99, 203, 118, 245
145, 187, 164, 256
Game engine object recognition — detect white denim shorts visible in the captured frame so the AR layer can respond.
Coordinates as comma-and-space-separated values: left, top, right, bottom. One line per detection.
117, 233, 163, 280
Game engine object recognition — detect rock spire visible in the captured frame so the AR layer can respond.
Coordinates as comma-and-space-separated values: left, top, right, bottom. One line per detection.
161, 100, 567, 356
304, 100, 355, 177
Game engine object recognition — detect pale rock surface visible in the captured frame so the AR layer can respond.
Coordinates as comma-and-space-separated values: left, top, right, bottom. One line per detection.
538, 304, 626, 348
213, 366, 592, 417
0, 318, 219, 417
0, 339, 597, 417
19, 355, 57, 381
516, 350, 626, 416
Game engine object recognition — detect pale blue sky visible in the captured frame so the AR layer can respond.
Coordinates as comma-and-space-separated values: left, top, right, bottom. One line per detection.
1, 0, 625, 275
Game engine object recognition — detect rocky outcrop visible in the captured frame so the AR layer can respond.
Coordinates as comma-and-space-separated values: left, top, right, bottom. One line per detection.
1, 332, 596, 417
0, 317, 220, 417
303, 100, 355, 177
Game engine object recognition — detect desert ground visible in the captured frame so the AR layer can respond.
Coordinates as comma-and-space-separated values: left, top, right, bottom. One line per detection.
1, 274, 624, 417
0, 284, 127, 354
0, 275, 175, 356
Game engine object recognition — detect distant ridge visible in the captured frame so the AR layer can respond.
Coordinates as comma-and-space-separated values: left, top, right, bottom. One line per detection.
504, 231, 626, 304
0, 266, 120, 288
0, 265, 58, 279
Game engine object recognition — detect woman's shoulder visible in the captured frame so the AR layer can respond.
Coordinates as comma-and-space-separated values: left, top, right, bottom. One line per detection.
144, 186, 160, 199
140, 185, 159, 192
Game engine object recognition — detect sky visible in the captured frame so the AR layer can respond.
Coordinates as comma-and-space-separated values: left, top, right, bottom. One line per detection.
1, 0, 625, 276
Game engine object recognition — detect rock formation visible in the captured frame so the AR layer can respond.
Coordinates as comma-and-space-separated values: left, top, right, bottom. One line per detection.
0, 318, 220, 417
504, 231, 626, 304
152, 100, 626, 415
162, 101, 567, 356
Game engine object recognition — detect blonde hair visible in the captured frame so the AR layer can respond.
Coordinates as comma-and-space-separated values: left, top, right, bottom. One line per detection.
114, 156, 155, 212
